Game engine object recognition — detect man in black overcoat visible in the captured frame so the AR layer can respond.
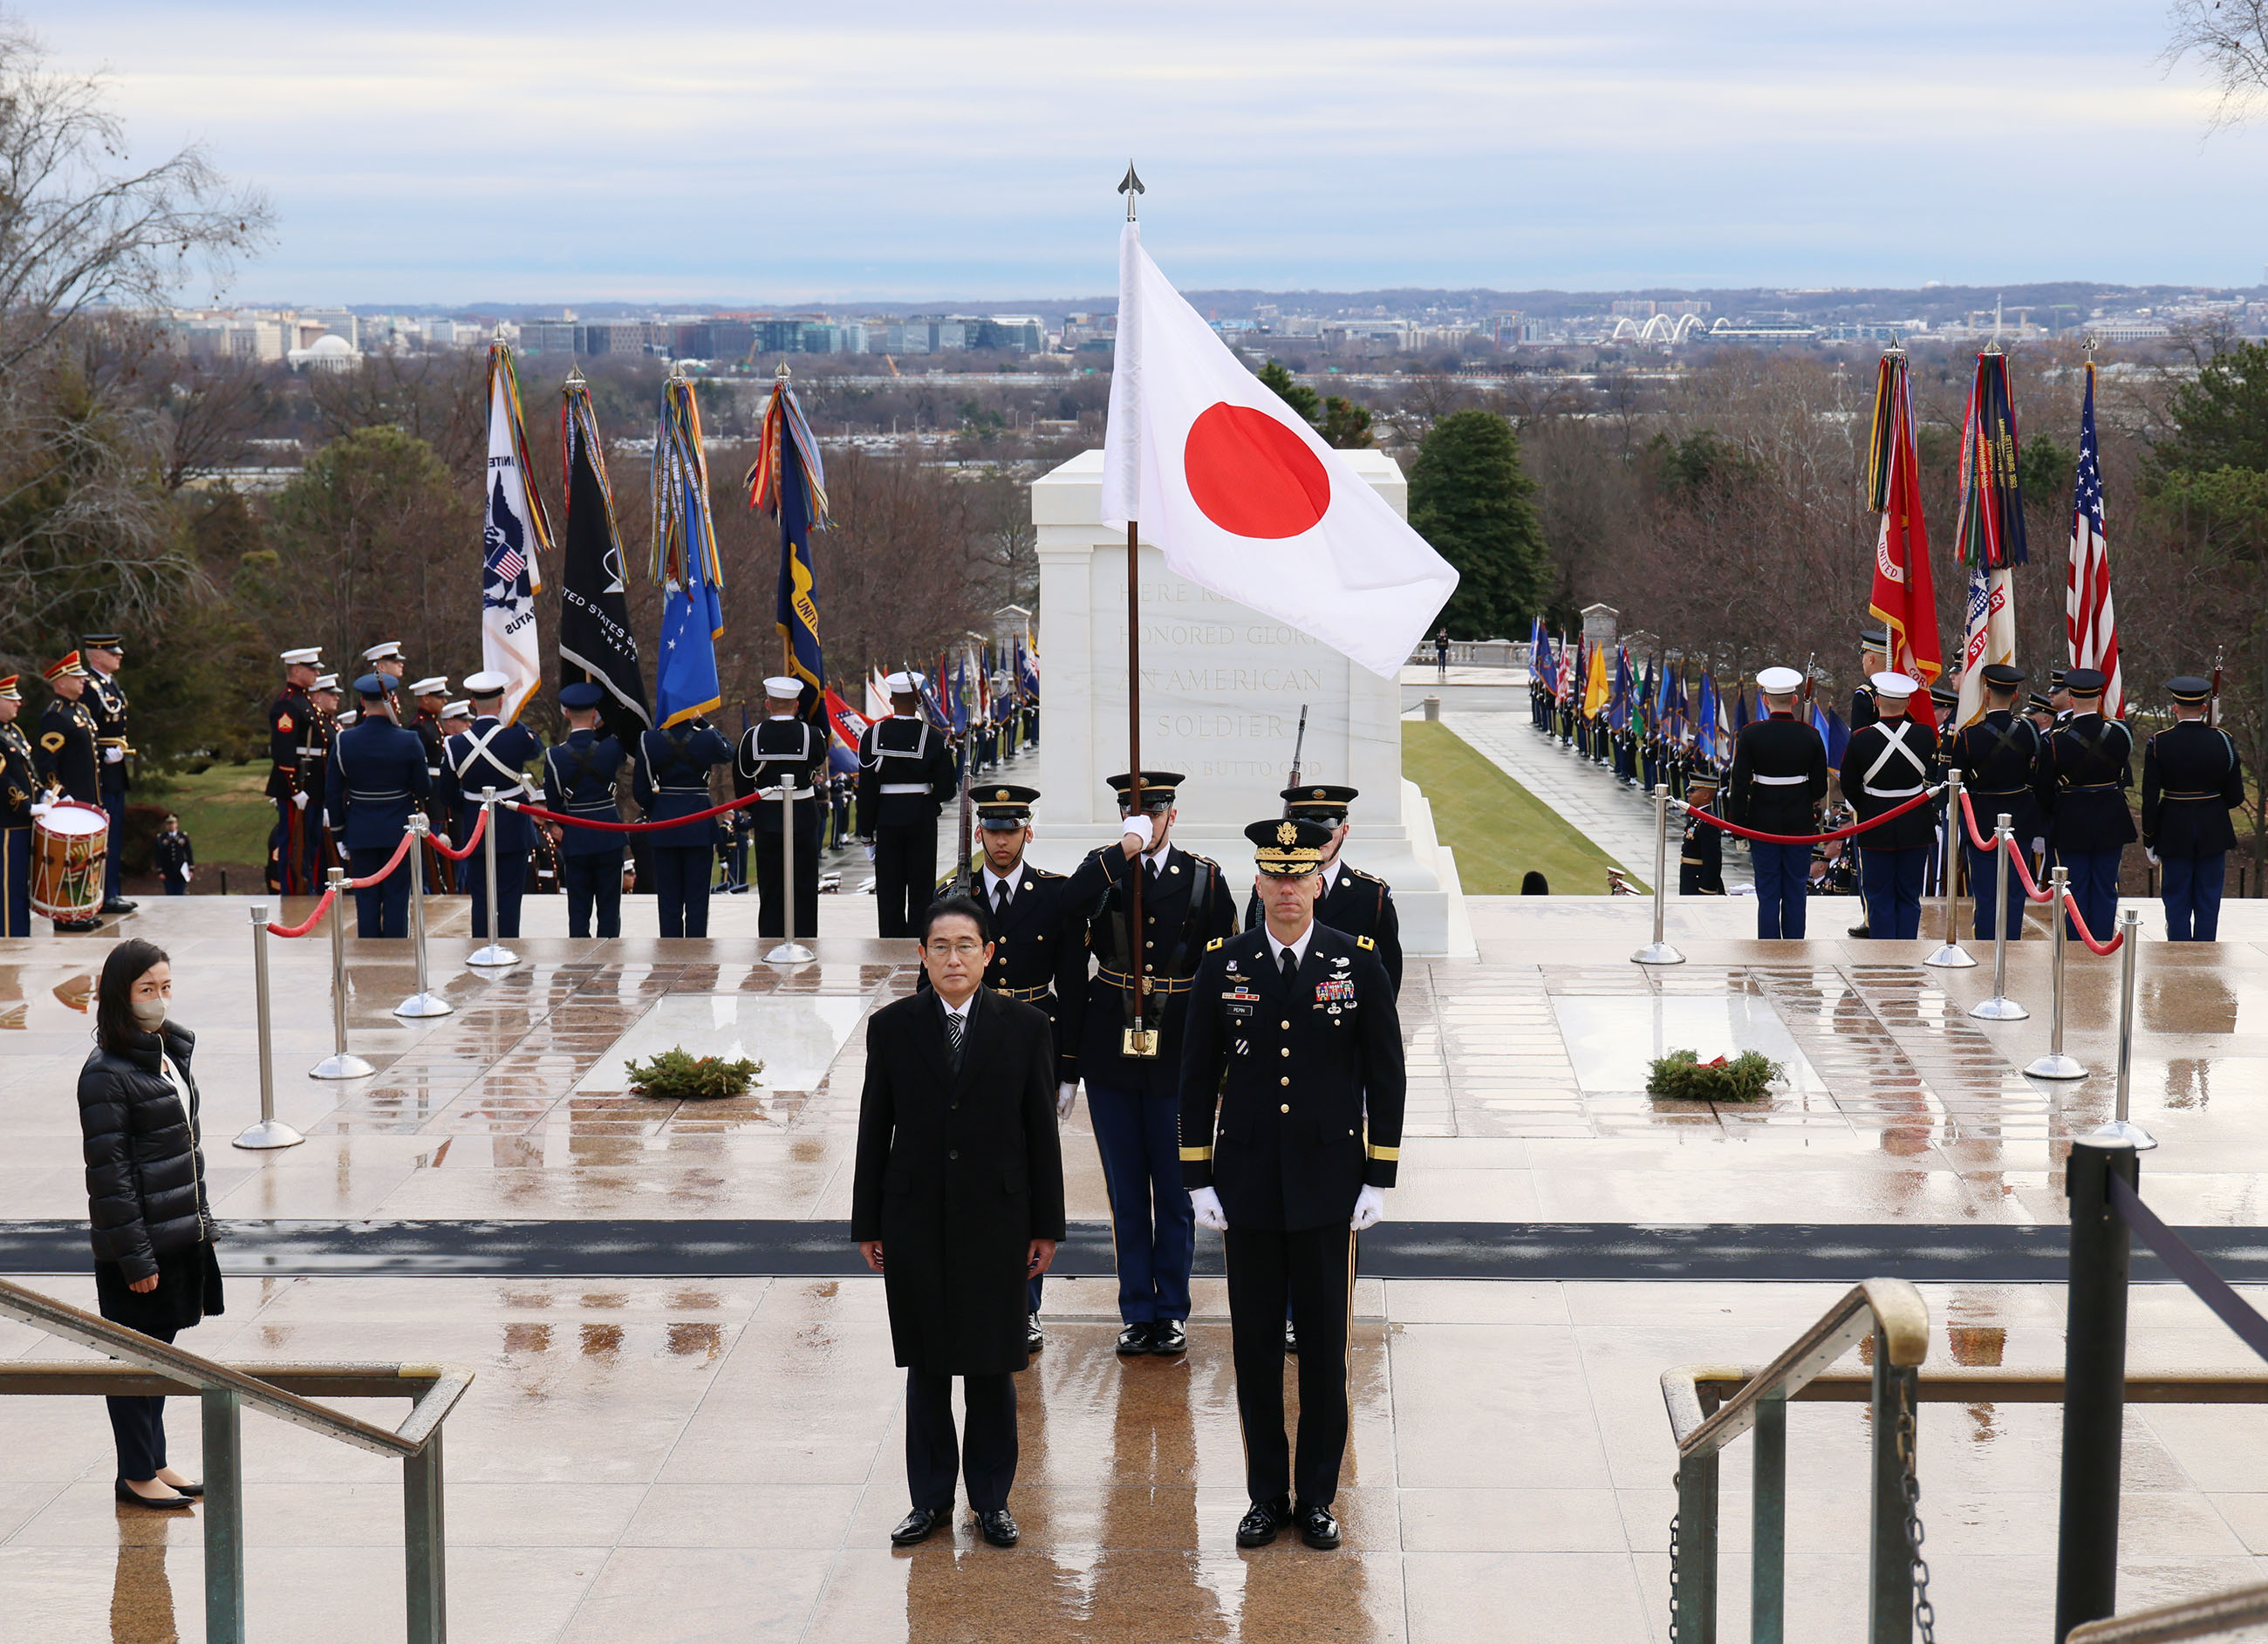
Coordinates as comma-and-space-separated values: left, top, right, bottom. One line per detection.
852, 893, 1065, 1551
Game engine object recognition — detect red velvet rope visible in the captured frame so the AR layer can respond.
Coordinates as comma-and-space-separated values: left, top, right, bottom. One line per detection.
428, 805, 489, 861
265, 887, 338, 938
264, 826, 423, 936
1682, 785, 1941, 844
513, 788, 773, 833
1956, 790, 2054, 904
2063, 891, 2126, 955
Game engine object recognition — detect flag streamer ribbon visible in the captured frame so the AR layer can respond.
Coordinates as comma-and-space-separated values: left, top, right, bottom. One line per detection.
748, 375, 830, 720
650, 376, 725, 728
1865, 351, 1944, 686
1954, 351, 2029, 570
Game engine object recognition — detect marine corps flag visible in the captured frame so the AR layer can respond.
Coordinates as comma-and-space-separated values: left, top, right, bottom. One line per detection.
481, 344, 554, 724
1864, 348, 1943, 690
558, 372, 652, 744
650, 374, 725, 728
748, 371, 830, 721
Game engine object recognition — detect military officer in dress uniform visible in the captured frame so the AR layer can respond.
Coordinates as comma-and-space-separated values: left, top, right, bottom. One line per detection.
324, 676, 432, 937
362, 640, 407, 723
0, 675, 34, 936
631, 707, 734, 938
1841, 672, 1939, 940
2143, 676, 2245, 942
33, 653, 102, 931
543, 683, 629, 939
1679, 774, 1725, 896
2042, 667, 2134, 944
1243, 786, 1404, 995
735, 678, 828, 942
1726, 666, 1828, 938
439, 699, 472, 739
2047, 669, 2073, 726
305, 673, 345, 876
441, 672, 541, 939
78, 634, 136, 913
266, 648, 323, 894
1944, 663, 2041, 941
1062, 771, 1238, 1358
857, 672, 959, 937
1851, 626, 1889, 731
1180, 815, 1404, 1554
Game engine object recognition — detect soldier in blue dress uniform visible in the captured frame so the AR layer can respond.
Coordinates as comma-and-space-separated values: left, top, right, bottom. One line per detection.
78, 634, 136, 913
857, 672, 959, 938
324, 676, 432, 937
1945, 662, 2043, 941
1841, 672, 1939, 939
544, 682, 629, 939
2041, 667, 2134, 944
2142, 675, 2246, 942
632, 710, 734, 938
0, 674, 32, 936
734, 678, 828, 941
440, 671, 542, 940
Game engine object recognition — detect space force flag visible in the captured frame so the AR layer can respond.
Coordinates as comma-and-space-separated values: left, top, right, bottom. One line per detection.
558, 372, 652, 744
481, 344, 554, 724
1100, 221, 1457, 678
651, 375, 725, 728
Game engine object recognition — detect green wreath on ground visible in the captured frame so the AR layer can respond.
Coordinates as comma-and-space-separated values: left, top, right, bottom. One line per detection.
1645, 1048, 1783, 1103
625, 1047, 764, 1102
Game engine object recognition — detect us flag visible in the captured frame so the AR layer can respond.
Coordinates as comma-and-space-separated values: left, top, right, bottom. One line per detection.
2066, 360, 2124, 718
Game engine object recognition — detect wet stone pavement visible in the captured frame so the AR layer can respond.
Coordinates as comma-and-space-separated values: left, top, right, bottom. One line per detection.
5, 893, 2268, 1640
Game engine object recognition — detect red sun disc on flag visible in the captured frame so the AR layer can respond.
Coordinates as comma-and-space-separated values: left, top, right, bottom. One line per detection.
1182, 402, 1330, 539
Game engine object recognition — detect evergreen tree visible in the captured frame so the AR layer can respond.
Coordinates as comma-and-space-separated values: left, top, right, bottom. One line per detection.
1408, 409, 1548, 638
1256, 358, 1372, 448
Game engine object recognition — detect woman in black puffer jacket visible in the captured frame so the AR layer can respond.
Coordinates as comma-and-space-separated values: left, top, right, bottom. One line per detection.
78, 937, 223, 1509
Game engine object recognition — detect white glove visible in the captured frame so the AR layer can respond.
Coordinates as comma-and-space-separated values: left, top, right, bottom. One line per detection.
103, 745, 124, 764
1190, 1186, 1228, 1232
31, 796, 51, 816
292, 791, 309, 810
1350, 1184, 1386, 1232
2145, 848, 2160, 866
183, 865, 194, 883
1120, 813, 1153, 850
863, 842, 876, 861
1055, 1081, 1077, 1122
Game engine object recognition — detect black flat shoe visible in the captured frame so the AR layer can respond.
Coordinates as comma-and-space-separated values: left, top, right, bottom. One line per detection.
1295, 1499, 1341, 1550
1149, 1320, 1186, 1355
1116, 1322, 1152, 1356
1284, 1320, 1300, 1355
976, 1507, 1018, 1547
1236, 1497, 1288, 1548
159, 1479, 204, 1497
890, 1505, 947, 1547
115, 1480, 192, 1510
1025, 1313, 1043, 1354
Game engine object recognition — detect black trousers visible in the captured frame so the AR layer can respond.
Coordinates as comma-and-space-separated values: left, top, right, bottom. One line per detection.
561, 851, 624, 938
905, 1368, 1016, 1513
467, 850, 529, 938
873, 819, 939, 938
647, 845, 713, 938
106, 1323, 177, 1481
754, 811, 822, 939
1226, 1222, 1354, 1508
347, 846, 413, 938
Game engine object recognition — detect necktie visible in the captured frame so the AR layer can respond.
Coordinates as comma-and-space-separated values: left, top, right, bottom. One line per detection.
994, 881, 1010, 920
945, 1008, 965, 1064
1280, 946, 1298, 986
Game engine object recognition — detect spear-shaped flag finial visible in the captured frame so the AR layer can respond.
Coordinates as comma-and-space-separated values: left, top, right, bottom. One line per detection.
1118, 160, 1144, 222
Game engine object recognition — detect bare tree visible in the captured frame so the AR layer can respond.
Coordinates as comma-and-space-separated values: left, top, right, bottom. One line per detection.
2165, 0, 2268, 127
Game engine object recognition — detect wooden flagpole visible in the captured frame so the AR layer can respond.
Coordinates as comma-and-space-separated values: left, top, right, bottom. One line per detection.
1119, 161, 1152, 1054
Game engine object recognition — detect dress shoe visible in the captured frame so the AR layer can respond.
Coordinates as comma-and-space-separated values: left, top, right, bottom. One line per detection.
115, 1479, 193, 1510
1236, 1497, 1289, 1548
975, 1507, 1018, 1547
1116, 1321, 1152, 1356
889, 1505, 947, 1546
1295, 1500, 1341, 1550
1284, 1320, 1300, 1355
103, 897, 139, 914
1149, 1320, 1187, 1355
158, 1478, 204, 1497
1025, 1312, 1044, 1354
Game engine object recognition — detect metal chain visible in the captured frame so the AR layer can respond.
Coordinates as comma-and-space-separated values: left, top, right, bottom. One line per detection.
1666, 1472, 1681, 1644
1896, 1381, 1938, 1644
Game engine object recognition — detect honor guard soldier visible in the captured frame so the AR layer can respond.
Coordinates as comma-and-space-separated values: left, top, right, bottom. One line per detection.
440, 699, 472, 739
0, 675, 32, 936
441, 672, 542, 940
2143, 675, 2244, 942
1851, 627, 1889, 730
2043, 667, 2134, 944
1179, 816, 1404, 1554
324, 676, 432, 937
305, 674, 345, 876
1244, 785, 1404, 993
1679, 774, 1725, 895
632, 706, 734, 938
363, 640, 407, 722
79, 634, 135, 912
735, 678, 828, 942
34, 653, 102, 931
545, 683, 629, 939
1726, 666, 1827, 938
1841, 672, 1939, 940
1946, 663, 2041, 942
857, 672, 959, 937
267, 648, 323, 895
1063, 771, 1238, 1358
2047, 668, 2073, 726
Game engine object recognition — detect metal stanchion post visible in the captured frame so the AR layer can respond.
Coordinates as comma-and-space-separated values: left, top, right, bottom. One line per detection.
310, 866, 374, 1080
2055, 1133, 2139, 1640
1971, 815, 2028, 1020
234, 904, 306, 1149
765, 784, 816, 965
394, 813, 453, 1019
468, 787, 516, 967
2094, 909, 2155, 1150
1925, 768, 1976, 968
1631, 783, 1684, 966
2025, 865, 2087, 1080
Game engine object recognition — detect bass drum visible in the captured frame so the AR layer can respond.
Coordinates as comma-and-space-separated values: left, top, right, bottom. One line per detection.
31, 801, 108, 923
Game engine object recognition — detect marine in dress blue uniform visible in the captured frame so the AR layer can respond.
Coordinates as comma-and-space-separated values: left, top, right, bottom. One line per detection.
632, 713, 734, 938
1062, 771, 1238, 1356
1725, 666, 1828, 938
324, 677, 433, 938
544, 683, 629, 939
79, 634, 137, 913
857, 673, 960, 938
1841, 672, 1939, 941
1945, 663, 2044, 941
2042, 668, 2135, 945
2142, 675, 2245, 942
0, 675, 33, 936
266, 649, 323, 896
441, 671, 542, 940
1179, 816, 1405, 1552
734, 678, 828, 942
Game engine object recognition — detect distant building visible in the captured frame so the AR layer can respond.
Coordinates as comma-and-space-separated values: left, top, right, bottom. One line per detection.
287, 333, 359, 373
520, 319, 582, 355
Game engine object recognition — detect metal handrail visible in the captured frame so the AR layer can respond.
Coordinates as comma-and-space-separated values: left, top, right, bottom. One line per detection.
0, 1274, 471, 1643
1664, 1278, 1928, 1456
2068, 1582, 2268, 1643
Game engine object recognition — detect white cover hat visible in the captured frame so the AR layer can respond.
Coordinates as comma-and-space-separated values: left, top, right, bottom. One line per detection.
280, 647, 322, 667
441, 700, 471, 719
1870, 671, 1919, 699
461, 671, 510, 697
406, 676, 448, 697
362, 640, 403, 662
1755, 666, 1803, 693
884, 671, 919, 693
335, 710, 359, 726
311, 673, 339, 692
764, 675, 803, 697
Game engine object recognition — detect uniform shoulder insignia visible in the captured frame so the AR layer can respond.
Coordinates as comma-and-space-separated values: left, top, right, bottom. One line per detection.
1206, 936, 1225, 952
40, 732, 63, 752
1185, 851, 1222, 869
1356, 935, 1377, 951
277, 712, 294, 733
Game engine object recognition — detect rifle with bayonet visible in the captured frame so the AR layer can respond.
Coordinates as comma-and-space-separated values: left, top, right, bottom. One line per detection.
1281, 704, 1309, 816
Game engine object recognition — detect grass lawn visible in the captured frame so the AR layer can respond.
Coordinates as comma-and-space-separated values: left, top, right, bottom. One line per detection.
135, 762, 279, 877
1403, 720, 1642, 895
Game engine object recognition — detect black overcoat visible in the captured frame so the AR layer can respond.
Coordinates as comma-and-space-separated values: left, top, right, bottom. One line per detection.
850, 987, 1066, 1377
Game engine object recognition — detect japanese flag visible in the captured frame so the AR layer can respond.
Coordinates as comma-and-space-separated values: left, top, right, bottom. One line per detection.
1102, 223, 1457, 679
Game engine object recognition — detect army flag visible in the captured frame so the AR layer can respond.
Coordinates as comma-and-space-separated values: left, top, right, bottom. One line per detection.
748, 372, 830, 721
480, 345, 554, 724
650, 375, 725, 727
1951, 351, 2026, 726
1864, 350, 1943, 689
558, 372, 652, 744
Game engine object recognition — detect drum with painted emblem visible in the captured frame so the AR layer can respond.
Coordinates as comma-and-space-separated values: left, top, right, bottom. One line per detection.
31, 800, 107, 921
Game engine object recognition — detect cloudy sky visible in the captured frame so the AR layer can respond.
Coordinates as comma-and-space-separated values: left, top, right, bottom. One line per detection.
39, 1, 2268, 304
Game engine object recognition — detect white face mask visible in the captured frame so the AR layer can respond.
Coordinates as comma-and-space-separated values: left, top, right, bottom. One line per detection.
130, 997, 168, 1031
